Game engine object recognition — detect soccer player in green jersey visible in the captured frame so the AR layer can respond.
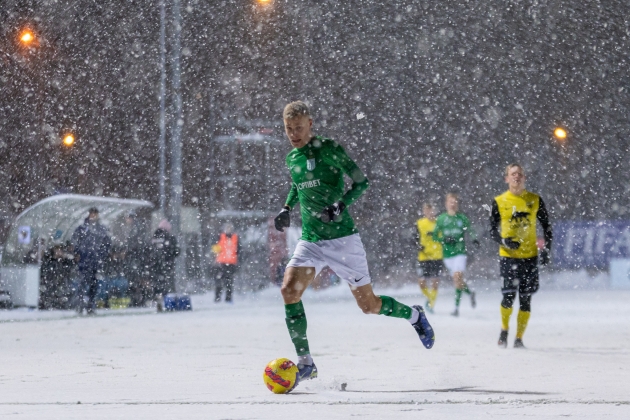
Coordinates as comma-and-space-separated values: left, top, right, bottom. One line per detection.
274, 101, 435, 384
432, 193, 479, 317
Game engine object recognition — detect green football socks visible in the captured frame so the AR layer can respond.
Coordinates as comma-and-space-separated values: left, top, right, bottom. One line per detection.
378, 295, 412, 320
285, 301, 310, 357
455, 285, 471, 307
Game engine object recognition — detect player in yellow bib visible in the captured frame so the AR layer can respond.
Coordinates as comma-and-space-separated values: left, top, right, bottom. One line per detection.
489, 163, 552, 349
415, 203, 443, 313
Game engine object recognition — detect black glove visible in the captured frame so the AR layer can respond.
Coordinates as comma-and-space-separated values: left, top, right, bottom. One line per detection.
443, 236, 458, 245
501, 237, 520, 250
472, 239, 481, 249
539, 249, 550, 266
274, 207, 291, 232
321, 201, 346, 223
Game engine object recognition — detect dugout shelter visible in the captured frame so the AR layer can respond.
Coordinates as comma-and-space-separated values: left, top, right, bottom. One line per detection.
0, 194, 153, 307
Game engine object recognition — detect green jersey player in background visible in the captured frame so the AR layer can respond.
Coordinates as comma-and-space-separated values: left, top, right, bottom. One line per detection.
274, 101, 435, 384
433, 193, 480, 317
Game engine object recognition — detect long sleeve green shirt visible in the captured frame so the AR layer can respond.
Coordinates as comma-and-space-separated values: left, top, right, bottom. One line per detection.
432, 212, 477, 258
284, 136, 369, 242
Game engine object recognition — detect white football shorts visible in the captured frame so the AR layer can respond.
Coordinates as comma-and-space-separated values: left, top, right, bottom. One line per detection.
287, 233, 372, 287
443, 254, 467, 274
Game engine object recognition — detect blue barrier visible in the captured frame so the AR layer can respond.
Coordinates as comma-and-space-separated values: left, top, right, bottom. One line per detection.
553, 220, 630, 269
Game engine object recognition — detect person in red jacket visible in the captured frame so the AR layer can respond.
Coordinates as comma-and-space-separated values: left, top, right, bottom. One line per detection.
213, 223, 240, 303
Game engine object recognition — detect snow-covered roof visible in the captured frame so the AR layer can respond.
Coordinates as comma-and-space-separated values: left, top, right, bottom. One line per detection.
1, 194, 153, 266
214, 133, 282, 143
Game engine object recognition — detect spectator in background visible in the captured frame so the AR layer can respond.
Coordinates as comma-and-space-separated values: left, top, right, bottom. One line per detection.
212, 223, 240, 303
151, 219, 179, 311
72, 207, 111, 315
39, 244, 75, 310
102, 245, 128, 308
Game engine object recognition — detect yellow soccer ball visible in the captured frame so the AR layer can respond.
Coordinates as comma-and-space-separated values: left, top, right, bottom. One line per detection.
263, 358, 299, 394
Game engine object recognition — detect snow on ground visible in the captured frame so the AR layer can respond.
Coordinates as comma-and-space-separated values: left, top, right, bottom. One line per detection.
0, 283, 629, 419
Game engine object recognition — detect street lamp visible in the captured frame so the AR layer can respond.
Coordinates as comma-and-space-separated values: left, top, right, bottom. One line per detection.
62, 134, 75, 147
20, 31, 34, 44
554, 127, 567, 141
18, 29, 39, 49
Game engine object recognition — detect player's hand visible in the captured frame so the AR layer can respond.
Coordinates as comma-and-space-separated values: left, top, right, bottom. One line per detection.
274, 207, 291, 232
539, 249, 550, 266
443, 236, 457, 245
472, 239, 481, 249
501, 237, 520, 250
418, 244, 425, 252
321, 201, 346, 223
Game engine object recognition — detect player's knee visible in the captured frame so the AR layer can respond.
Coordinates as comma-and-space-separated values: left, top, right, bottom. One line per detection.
501, 293, 515, 309
519, 295, 532, 312
280, 283, 298, 301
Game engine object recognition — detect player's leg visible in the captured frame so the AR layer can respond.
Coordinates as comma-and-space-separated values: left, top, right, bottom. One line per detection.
417, 266, 435, 314
499, 258, 518, 348
453, 271, 464, 315
420, 261, 440, 312
417, 261, 432, 302
514, 258, 538, 348
281, 266, 317, 380
454, 255, 475, 308
324, 234, 435, 349
429, 276, 440, 310
350, 283, 435, 349
281, 266, 315, 350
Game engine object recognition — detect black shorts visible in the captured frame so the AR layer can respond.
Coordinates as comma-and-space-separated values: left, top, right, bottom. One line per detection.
500, 257, 539, 295
417, 260, 443, 278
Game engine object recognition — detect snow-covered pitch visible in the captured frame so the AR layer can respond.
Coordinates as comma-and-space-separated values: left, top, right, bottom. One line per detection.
1, 285, 628, 419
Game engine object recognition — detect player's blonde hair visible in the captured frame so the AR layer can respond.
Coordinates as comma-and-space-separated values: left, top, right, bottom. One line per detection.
283, 101, 311, 120
504, 163, 524, 176
446, 192, 458, 201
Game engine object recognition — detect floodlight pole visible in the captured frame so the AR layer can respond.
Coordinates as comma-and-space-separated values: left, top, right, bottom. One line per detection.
158, 0, 167, 214
170, 0, 185, 286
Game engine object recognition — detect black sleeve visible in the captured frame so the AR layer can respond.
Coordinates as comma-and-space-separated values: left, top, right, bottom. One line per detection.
414, 227, 420, 246
537, 198, 553, 250
489, 200, 503, 244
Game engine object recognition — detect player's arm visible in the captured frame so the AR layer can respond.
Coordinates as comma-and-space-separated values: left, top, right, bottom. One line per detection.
274, 183, 298, 232
415, 225, 424, 251
331, 142, 369, 207
320, 142, 369, 222
537, 197, 553, 250
432, 218, 444, 244
463, 215, 480, 247
285, 183, 299, 210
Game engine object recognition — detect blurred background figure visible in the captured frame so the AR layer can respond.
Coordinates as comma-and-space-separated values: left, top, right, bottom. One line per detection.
101, 245, 129, 309
71, 207, 111, 315
124, 210, 151, 307
151, 219, 179, 311
39, 243, 75, 310
212, 222, 240, 303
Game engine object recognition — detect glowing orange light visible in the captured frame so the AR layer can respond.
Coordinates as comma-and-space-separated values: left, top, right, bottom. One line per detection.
20, 30, 34, 44
554, 128, 567, 140
63, 134, 75, 147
